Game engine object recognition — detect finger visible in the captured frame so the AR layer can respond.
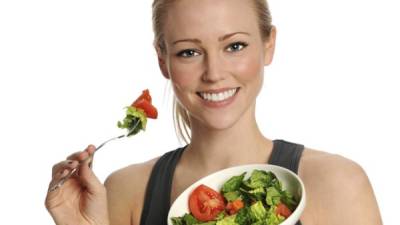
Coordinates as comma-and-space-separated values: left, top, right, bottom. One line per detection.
86, 144, 96, 155
88, 157, 93, 169
66, 144, 95, 161
85, 145, 96, 168
78, 160, 104, 194
66, 151, 83, 160
47, 167, 76, 193
53, 168, 69, 181
51, 160, 79, 178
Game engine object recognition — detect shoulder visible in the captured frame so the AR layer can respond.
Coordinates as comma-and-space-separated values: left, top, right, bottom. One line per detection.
298, 147, 382, 224
300, 147, 364, 179
299, 148, 368, 196
104, 156, 160, 225
104, 156, 159, 196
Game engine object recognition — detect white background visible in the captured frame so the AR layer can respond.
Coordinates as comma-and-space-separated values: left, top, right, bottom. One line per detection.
0, 0, 399, 224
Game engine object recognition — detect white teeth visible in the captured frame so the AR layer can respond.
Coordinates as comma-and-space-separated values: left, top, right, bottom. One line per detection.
199, 88, 238, 102
211, 94, 217, 101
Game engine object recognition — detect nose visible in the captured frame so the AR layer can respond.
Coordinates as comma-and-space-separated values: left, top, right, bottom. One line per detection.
201, 51, 226, 82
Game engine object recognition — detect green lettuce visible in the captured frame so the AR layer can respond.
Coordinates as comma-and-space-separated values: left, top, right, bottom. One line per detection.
117, 106, 147, 136
224, 191, 242, 202
221, 172, 246, 193
250, 201, 267, 221
266, 206, 285, 225
266, 186, 281, 206
216, 215, 239, 225
242, 170, 274, 189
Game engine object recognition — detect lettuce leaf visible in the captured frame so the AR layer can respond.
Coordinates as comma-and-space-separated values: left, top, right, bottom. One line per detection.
242, 170, 274, 189
117, 106, 147, 136
221, 172, 246, 193
266, 206, 285, 225
249, 201, 267, 221
224, 191, 242, 202
216, 215, 239, 225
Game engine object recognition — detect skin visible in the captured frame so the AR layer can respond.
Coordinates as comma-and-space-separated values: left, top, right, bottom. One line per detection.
45, 145, 110, 225
46, 0, 383, 224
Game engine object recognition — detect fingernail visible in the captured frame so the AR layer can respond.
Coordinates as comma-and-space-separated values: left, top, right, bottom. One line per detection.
60, 169, 68, 176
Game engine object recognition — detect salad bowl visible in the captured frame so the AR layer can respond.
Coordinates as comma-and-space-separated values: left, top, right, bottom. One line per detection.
168, 164, 306, 225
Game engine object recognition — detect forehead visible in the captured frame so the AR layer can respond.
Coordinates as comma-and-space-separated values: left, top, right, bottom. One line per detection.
163, 0, 259, 41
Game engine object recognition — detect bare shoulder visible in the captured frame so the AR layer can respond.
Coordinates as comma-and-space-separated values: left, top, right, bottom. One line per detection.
104, 157, 159, 225
298, 147, 382, 225
300, 147, 363, 179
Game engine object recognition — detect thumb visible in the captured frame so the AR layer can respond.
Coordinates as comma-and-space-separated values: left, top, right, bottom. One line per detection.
78, 159, 104, 194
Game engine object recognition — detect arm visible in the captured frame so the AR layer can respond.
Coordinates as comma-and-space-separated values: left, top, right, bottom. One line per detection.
105, 170, 135, 225
104, 159, 157, 225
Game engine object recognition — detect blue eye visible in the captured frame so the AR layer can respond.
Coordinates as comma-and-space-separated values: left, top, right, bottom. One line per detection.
226, 42, 248, 52
176, 49, 200, 58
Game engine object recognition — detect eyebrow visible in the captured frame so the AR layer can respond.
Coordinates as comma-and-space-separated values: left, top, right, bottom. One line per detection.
172, 32, 250, 45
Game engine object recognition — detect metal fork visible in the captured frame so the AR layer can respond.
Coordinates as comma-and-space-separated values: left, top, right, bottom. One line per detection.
49, 120, 140, 192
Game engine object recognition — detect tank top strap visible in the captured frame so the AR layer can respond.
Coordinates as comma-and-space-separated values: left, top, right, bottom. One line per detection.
268, 139, 304, 225
268, 139, 304, 174
140, 146, 186, 225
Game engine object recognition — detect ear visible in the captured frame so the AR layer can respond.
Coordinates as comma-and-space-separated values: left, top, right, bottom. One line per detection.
263, 26, 277, 66
154, 44, 170, 79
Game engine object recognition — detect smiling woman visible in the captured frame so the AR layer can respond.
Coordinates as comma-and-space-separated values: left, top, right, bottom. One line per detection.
44, 0, 383, 225
157, 2, 275, 138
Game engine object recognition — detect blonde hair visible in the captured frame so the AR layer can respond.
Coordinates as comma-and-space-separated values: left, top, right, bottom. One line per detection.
152, 0, 273, 143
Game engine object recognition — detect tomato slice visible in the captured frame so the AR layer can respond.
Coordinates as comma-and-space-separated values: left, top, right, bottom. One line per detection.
132, 89, 152, 106
189, 184, 226, 222
132, 99, 158, 119
276, 203, 292, 218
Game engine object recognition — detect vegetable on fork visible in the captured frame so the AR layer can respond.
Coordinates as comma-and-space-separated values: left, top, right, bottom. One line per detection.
49, 89, 158, 192
118, 89, 158, 137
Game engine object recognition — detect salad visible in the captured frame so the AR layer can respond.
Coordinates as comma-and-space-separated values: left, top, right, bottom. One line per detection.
171, 170, 299, 225
117, 89, 158, 136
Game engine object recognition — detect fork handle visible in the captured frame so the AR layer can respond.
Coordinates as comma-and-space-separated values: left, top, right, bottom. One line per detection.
48, 134, 125, 192
48, 167, 78, 192
95, 134, 125, 152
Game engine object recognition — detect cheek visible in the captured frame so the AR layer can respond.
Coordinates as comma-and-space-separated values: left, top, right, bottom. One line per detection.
232, 52, 264, 83
169, 60, 200, 90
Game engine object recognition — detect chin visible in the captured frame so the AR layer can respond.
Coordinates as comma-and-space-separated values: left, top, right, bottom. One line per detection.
193, 113, 241, 131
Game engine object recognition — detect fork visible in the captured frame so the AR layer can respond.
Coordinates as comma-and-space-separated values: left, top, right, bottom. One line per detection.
48, 119, 140, 192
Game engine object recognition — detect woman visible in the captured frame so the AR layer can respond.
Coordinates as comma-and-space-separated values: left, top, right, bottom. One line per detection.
45, 0, 383, 224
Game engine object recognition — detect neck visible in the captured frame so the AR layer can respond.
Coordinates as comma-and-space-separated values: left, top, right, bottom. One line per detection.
183, 106, 273, 173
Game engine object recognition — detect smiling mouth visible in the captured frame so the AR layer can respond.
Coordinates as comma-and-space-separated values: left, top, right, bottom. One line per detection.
196, 87, 240, 102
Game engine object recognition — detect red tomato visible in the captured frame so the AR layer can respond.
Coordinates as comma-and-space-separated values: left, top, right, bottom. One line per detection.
132, 89, 152, 106
226, 199, 244, 215
276, 203, 292, 218
189, 184, 226, 222
133, 99, 158, 119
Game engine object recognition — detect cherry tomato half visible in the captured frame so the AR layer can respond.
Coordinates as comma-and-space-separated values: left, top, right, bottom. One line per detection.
132, 99, 158, 119
132, 89, 152, 106
226, 199, 244, 215
276, 203, 292, 218
189, 184, 226, 222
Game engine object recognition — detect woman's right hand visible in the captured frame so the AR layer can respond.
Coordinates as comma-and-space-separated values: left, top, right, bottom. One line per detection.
45, 145, 110, 225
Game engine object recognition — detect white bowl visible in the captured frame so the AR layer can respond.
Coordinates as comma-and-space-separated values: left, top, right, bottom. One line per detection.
168, 164, 306, 225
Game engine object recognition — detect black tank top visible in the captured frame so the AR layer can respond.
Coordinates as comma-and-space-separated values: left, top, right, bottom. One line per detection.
140, 139, 304, 225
